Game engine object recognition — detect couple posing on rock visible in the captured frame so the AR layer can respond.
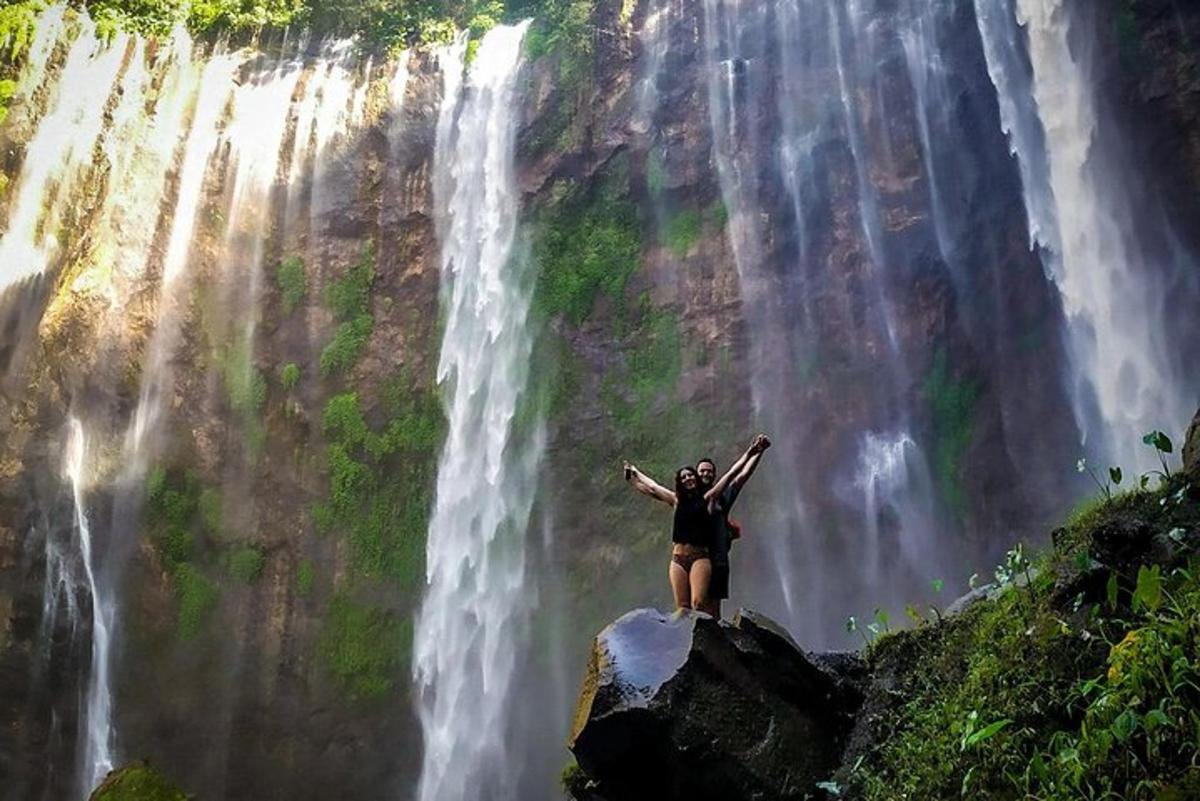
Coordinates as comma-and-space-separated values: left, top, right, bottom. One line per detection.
623, 434, 771, 617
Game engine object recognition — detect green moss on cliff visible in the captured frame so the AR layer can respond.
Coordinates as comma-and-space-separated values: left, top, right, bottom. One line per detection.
174, 562, 219, 640
276, 255, 306, 315
849, 475, 1200, 801
320, 593, 410, 700
532, 168, 642, 325
280, 361, 301, 392
661, 209, 701, 258
924, 347, 977, 519
313, 380, 443, 584
89, 762, 188, 801
320, 243, 376, 376
226, 545, 265, 583
145, 469, 227, 638
297, 558, 315, 596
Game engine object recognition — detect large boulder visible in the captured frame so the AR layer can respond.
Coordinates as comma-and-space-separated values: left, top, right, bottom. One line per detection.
1185, 407, 1200, 478
89, 762, 189, 801
569, 609, 864, 801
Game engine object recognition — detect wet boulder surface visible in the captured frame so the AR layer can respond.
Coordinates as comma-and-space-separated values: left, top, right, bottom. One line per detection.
569, 608, 865, 801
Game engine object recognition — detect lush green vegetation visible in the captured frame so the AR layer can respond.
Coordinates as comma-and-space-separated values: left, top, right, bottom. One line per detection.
280, 361, 301, 392
145, 467, 225, 639
661, 208, 702, 258
848, 456, 1200, 801
174, 562, 220, 639
312, 383, 443, 583
319, 593, 410, 699
89, 762, 188, 801
320, 243, 376, 376
531, 170, 642, 325
226, 544, 266, 583
0, 79, 16, 126
215, 335, 268, 456
0, 2, 40, 63
276, 255, 307, 316
924, 347, 977, 519
23, 0, 603, 55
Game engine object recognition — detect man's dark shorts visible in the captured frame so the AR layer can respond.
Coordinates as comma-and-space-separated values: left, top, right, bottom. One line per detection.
710, 562, 730, 600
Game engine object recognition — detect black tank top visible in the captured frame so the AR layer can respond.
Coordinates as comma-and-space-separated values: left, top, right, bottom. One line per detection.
673, 494, 714, 547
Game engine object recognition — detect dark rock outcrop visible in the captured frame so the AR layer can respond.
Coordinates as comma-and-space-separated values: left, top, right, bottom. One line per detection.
569, 608, 864, 801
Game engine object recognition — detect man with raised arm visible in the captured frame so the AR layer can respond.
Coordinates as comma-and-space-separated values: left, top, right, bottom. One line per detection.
697, 433, 770, 618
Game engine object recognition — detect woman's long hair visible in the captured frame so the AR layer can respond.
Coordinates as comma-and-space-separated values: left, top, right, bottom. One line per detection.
674, 466, 701, 501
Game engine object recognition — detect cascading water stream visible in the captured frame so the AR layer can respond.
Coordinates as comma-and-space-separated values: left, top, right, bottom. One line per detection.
701, 0, 806, 627
976, 0, 1198, 469
0, 18, 128, 294
127, 50, 244, 458
699, 0, 943, 639
63, 418, 114, 796
413, 22, 541, 801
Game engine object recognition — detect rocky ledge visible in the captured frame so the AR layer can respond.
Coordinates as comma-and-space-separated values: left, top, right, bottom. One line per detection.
568, 608, 865, 801
568, 408, 1200, 801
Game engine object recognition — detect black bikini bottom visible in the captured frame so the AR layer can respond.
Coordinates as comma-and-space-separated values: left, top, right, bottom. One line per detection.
671, 545, 710, 573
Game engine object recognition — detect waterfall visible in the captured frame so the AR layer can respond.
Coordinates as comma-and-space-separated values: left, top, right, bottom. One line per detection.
977, 0, 1197, 469
701, 0, 805, 627
972, 0, 1059, 257
853, 432, 937, 589
699, 0, 945, 641
414, 22, 541, 801
63, 418, 114, 796
0, 17, 128, 294
127, 50, 244, 458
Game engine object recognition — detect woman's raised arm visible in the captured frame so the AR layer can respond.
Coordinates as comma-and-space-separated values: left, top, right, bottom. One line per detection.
624, 461, 676, 507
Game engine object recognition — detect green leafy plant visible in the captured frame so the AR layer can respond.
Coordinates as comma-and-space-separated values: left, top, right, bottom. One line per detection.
175, 563, 219, 640
226, 545, 265, 584
1076, 457, 1123, 500
280, 362, 300, 392
312, 380, 444, 584
0, 1, 40, 63
959, 710, 1012, 751
1143, 430, 1175, 480
850, 466, 1200, 801
320, 244, 375, 376
276, 255, 306, 315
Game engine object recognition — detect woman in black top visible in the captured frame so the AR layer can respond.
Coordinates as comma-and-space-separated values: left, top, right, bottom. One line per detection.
624, 435, 769, 612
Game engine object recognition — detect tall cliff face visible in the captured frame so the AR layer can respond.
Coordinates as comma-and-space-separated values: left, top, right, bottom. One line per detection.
0, 1, 1197, 799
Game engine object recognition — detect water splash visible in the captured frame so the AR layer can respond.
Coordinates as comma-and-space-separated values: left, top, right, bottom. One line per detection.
64, 418, 114, 796
414, 23, 541, 801
853, 431, 938, 590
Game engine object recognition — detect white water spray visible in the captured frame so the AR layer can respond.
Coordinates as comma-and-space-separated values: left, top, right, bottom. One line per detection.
978, 0, 1192, 468
853, 431, 937, 587
414, 23, 541, 801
